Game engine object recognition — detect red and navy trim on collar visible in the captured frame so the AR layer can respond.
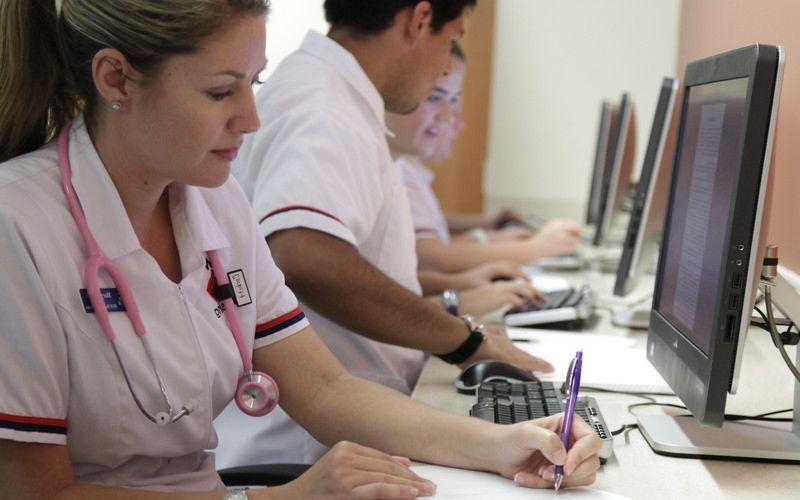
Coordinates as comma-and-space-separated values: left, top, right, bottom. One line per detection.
0, 413, 67, 435
259, 205, 344, 225
255, 307, 306, 340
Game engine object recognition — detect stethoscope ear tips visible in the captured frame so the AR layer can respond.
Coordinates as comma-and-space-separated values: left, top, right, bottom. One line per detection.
155, 412, 171, 426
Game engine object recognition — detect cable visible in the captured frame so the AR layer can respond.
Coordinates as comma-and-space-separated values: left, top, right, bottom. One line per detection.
610, 423, 638, 436
764, 286, 800, 383
627, 402, 687, 413
580, 386, 658, 404
753, 305, 797, 337
626, 402, 793, 422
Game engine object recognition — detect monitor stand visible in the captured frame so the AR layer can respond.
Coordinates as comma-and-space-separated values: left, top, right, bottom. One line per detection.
637, 413, 800, 463
611, 302, 651, 329
640, 267, 800, 462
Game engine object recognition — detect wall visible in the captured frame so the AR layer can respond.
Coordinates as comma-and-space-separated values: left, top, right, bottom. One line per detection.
430, 0, 495, 214
483, 0, 681, 220
677, 0, 799, 272
262, 0, 327, 81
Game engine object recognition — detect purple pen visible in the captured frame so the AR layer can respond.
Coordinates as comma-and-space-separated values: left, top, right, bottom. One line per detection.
554, 350, 583, 492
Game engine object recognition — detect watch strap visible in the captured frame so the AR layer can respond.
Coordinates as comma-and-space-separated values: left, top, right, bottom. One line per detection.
437, 315, 486, 364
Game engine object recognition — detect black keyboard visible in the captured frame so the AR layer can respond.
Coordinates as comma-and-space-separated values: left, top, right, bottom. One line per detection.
513, 287, 585, 313
470, 380, 614, 462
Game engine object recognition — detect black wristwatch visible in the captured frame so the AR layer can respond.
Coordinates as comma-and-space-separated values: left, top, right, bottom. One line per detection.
437, 315, 486, 364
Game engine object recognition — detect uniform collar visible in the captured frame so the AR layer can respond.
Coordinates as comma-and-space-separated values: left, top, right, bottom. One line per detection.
299, 30, 395, 137
67, 116, 230, 265
401, 154, 436, 183
69, 116, 140, 261
170, 182, 230, 255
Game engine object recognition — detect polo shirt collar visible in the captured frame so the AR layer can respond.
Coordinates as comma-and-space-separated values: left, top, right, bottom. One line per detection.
299, 30, 394, 136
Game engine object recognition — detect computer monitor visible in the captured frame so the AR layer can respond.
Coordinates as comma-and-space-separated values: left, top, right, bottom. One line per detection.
613, 78, 679, 297
592, 92, 636, 246
639, 44, 800, 461
585, 100, 615, 225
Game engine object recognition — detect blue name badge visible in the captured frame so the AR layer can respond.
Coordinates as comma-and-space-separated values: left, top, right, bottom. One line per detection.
80, 288, 127, 313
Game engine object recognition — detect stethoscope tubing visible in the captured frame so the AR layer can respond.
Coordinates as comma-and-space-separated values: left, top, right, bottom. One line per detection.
56, 122, 276, 424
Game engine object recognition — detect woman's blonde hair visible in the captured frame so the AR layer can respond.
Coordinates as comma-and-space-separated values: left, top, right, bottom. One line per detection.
0, 0, 269, 162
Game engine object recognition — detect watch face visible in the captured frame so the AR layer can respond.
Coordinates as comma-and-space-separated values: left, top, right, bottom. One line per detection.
224, 490, 248, 500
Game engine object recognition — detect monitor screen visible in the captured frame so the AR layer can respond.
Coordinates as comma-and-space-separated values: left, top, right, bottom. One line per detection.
655, 78, 749, 354
586, 101, 614, 225
593, 92, 635, 246
613, 77, 678, 297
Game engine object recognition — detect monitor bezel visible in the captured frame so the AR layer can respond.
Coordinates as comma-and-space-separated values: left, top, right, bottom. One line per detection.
593, 92, 633, 246
586, 100, 614, 225
613, 78, 679, 297
648, 44, 784, 426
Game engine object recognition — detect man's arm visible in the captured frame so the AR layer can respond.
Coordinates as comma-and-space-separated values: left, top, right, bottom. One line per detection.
266, 228, 551, 371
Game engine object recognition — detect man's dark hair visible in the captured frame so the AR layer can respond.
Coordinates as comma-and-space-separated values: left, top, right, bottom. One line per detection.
324, 0, 476, 35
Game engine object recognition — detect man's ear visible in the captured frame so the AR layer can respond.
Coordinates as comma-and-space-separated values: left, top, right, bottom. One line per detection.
91, 48, 139, 109
405, 1, 433, 47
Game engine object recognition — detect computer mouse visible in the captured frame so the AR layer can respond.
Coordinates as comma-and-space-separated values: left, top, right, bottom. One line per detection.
454, 360, 539, 394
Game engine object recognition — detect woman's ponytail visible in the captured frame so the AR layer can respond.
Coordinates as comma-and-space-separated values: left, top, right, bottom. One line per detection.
0, 0, 80, 163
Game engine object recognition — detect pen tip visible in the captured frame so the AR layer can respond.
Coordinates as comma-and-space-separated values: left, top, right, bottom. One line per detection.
554, 474, 563, 492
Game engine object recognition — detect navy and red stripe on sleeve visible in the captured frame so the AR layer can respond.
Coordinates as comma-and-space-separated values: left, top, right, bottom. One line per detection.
255, 307, 307, 340
0, 412, 67, 436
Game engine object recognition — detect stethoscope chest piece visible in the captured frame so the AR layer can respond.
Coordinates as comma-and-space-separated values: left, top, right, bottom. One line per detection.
236, 371, 279, 417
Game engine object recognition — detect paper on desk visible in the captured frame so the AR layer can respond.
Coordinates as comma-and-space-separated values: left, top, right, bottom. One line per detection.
509, 328, 672, 394
411, 464, 631, 499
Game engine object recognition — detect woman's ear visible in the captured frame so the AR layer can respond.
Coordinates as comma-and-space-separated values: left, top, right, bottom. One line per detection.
92, 48, 139, 110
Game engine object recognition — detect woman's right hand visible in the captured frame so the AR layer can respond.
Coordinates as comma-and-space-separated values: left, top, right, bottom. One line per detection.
458, 281, 544, 317
455, 261, 528, 289
528, 219, 582, 258
266, 441, 436, 499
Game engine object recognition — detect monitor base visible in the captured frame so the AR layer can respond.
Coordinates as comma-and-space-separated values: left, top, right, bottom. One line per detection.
611, 304, 651, 329
637, 415, 800, 463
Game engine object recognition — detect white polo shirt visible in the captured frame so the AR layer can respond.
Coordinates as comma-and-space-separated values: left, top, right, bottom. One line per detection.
217, 30, 425, 467
397, 155, 451, 244
0, 116, 309, 492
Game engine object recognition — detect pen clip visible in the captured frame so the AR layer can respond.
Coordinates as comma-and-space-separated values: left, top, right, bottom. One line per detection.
562, 357, 576, 398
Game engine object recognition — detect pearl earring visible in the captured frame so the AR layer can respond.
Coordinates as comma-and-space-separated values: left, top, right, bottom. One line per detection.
111, 101, 122, 111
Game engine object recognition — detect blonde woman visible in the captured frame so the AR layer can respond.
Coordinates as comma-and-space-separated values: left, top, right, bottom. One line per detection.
0, 1, 601, 498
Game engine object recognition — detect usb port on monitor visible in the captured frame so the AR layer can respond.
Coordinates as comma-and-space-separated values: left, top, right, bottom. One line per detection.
724, 315, 737, 342
731, 272, 742, 289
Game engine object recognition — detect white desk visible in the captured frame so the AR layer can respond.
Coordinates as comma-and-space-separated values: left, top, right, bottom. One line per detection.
411, 269, 798, 500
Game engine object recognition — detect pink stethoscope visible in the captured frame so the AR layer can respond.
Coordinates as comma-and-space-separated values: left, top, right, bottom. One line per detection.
58, 123, 278, 425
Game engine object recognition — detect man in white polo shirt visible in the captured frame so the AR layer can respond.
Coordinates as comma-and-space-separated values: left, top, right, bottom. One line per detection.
216, 0, 553, 468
